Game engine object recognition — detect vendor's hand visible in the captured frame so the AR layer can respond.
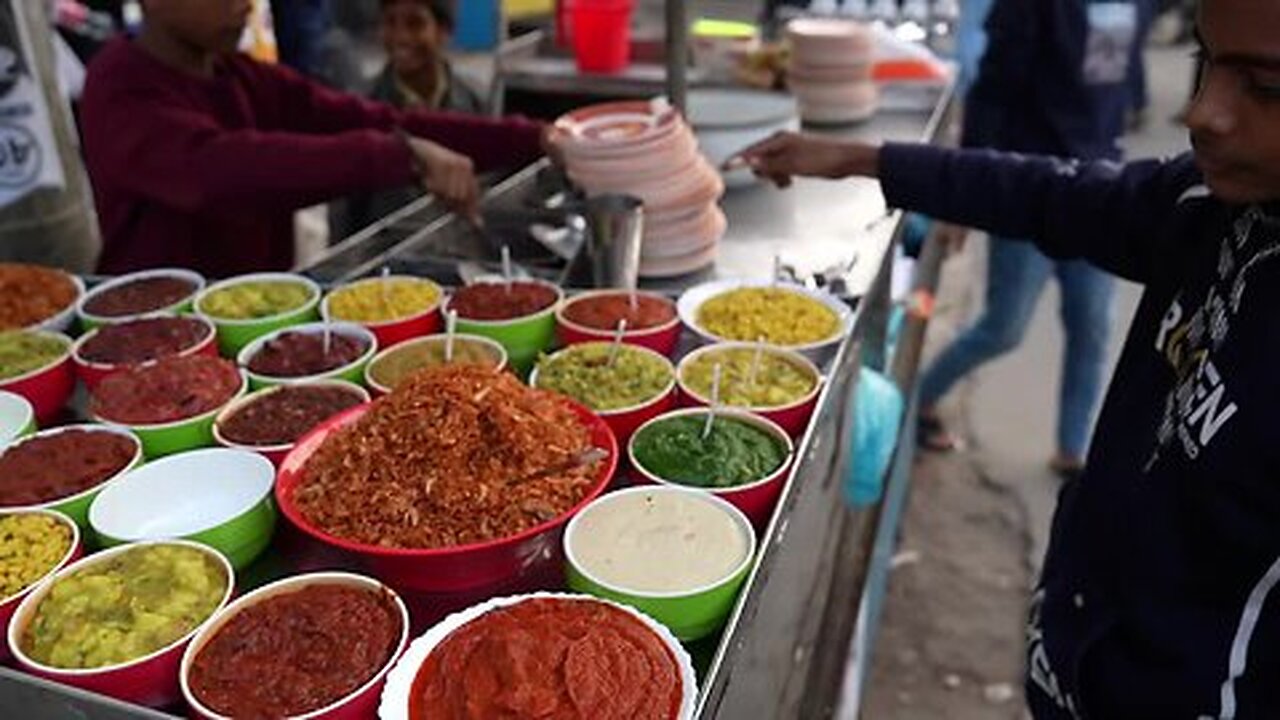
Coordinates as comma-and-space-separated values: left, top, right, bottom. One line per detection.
724, 132, 880, 189
541, 125, 566, 168
408, 137, 481, 225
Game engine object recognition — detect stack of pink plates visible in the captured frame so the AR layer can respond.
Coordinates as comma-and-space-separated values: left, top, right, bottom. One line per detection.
554, 99, 727, 278
786, 18, 879, 124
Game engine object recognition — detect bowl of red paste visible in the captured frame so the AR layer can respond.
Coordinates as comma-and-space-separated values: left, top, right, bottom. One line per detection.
181, 572, 408, 720
377, 593, 696, 720
446, 279, 563, 375
556, 290, 681, 358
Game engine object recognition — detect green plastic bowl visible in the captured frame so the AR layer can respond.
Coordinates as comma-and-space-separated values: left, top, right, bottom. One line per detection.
237, 322, 378, 391
194, 273, 322, 357
95, 372, 248, 459
0, 391, 35, 448
0, 424, 143, 530
76, 268, 206, 331
88, 448, 277, 570
448, 280, 563, 375
564, 485, 757, 641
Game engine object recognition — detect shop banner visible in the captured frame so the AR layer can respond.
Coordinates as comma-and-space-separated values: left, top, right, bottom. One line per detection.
0, 0, 65, 211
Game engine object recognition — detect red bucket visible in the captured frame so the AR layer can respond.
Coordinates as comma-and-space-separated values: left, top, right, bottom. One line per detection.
567, 0, 633, 73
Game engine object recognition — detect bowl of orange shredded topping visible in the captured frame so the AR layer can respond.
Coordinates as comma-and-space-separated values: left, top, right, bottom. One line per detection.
275, 365, 618, 593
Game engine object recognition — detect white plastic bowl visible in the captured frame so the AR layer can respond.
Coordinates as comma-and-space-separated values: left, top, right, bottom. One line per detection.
88, 449, 276, 569
677, 279, 854, 363
0, 390, 34, 448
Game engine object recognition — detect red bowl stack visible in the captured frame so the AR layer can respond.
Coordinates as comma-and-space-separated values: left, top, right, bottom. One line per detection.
321, 276, 444, 350
0, 331, 74, 425
675, 343, 824, 438
7, 540, 235, 708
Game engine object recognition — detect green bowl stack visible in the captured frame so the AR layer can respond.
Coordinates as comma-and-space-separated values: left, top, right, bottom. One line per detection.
237, 322, 378, 391
195, 273, 322, 357
88, 448, 277, 570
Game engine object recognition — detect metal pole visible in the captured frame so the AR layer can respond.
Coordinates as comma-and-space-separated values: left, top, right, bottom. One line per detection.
664, 0, 687, 112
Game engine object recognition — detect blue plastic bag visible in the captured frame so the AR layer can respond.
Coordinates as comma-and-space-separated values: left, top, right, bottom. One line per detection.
845, 368, 905, 507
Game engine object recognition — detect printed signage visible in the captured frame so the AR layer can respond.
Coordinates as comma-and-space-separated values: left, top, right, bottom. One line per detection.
0, 0, 65, 210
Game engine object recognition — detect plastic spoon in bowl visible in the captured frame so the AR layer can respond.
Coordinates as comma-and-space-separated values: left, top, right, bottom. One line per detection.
628, 290, 639, 314
608, 318, 629, 367
501, 245, 513, 295
511, 446, 611, 485
748, 336, 766, 386
380, 266, 392, 316
702, 363, 723, 440
322, 324, 332, 359
444, 309, 458, 363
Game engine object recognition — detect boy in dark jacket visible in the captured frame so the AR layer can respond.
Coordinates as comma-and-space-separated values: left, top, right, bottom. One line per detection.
332, 0, 486, 240
81, 0, 545, 277
733, 0, 1280, 715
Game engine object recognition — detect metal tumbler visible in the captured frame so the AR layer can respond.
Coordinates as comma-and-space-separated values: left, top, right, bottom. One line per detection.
584, 194, 644, 290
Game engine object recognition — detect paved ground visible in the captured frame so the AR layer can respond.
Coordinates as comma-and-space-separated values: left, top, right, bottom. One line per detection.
861, 44, 1195, 719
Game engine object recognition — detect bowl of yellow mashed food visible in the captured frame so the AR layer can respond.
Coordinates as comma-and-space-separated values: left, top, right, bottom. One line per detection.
677, 342, 823, 437
7, 539, 233, 708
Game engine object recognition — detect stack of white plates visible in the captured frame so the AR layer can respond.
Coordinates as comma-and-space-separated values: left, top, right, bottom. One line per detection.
786, 18, 879, 124
554, 99, 727, 278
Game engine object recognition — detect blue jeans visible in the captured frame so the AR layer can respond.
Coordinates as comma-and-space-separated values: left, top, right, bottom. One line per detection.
920, 237, 1115, 459
955, 0, 996, 96
1128, 0, 1156, 112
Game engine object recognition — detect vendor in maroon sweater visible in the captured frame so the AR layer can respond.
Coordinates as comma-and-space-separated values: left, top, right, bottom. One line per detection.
80, 0, 546, 277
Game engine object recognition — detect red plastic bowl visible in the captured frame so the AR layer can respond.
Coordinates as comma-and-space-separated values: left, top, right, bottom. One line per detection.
7, 540, 235, 707
181, 572, 409, 720
0, 331, 74, 425
275, 401, 618, 594
675, 343, 824, 438
322, 277, 444, 350
0, 509, 82, 663
628, 408, 795, 530
71, 316, 219, 391
529, 343, 677, 449
212, 381, 372, 469
555, 290, 681, 358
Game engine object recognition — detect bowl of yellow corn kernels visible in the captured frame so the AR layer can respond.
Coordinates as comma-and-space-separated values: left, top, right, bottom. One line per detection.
677, 279, 854, 364
0, 508, 81, 661
322, 275, 444, 350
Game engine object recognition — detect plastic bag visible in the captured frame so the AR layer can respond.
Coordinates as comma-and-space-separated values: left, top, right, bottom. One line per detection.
845, 367, 905, 507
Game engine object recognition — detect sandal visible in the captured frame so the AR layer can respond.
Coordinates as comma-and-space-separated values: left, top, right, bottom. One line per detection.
918, 414, 962, 452
1049, 456, 1086, 482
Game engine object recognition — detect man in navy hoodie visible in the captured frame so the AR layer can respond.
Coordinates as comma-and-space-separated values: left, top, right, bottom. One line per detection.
733, 0, 1280, 715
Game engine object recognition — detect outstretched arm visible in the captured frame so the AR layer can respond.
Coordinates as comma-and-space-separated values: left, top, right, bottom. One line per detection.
729, 135, 1201, 283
